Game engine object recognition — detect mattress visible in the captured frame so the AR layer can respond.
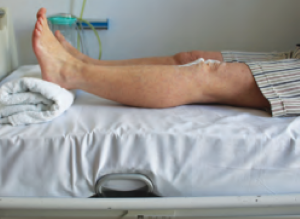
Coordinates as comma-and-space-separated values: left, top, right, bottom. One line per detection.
1, 65, 300, 198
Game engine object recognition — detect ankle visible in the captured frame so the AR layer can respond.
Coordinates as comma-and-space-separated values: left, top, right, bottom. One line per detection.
60, 59, 85, 89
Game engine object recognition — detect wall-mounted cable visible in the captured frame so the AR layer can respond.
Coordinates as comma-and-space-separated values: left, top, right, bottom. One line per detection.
77, 0, 102, 60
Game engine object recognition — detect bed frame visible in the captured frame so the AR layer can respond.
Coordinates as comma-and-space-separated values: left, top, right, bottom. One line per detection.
1, 7, 300, 219
1, 195, 300, 218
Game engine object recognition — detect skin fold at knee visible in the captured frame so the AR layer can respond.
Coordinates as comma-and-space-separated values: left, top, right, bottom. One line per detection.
179, 58, 224, 72
204, 59, 223, 71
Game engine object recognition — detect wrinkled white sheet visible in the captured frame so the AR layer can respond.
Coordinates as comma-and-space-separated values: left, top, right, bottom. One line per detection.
1, 65, 300, 198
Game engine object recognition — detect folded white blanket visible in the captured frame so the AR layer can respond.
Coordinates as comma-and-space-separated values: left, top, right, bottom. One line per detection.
0, 65, 76, 126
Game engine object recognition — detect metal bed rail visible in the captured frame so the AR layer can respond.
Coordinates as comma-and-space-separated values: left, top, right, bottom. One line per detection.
1, 195, 300, 218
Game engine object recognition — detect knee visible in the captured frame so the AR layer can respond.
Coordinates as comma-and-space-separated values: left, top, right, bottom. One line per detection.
173, 51, 202, 65
202, 59, 223, 73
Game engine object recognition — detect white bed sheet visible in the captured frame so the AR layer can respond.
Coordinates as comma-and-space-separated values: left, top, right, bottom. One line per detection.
1, 65, 300, 198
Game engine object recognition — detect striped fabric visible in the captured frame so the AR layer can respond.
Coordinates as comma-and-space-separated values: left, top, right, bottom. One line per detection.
221, 50, 294, 63
221, 47, 300, 117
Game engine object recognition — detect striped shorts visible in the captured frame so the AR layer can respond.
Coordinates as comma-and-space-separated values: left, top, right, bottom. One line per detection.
221, 46, 300, 117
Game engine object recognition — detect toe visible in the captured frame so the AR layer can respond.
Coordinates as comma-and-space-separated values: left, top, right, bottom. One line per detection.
35, 18, 43, 31
55, 30, 65, 41
36, 8, 47, 19
34, 28, 42, 37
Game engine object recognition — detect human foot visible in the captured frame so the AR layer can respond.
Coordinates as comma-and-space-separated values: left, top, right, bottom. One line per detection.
32, 8, 82, 89
54, 30, 88, 63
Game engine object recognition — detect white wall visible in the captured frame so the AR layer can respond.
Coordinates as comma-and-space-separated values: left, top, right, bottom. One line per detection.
1, 0, 300, 65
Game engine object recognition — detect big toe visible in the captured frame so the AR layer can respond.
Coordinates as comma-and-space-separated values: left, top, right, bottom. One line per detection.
55, 30, 66, 42
36, 7, 47, 19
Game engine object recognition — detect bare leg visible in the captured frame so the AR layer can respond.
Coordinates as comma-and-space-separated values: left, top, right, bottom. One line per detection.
55, 30, 223, 66
33, 8, 269, 109
75, 62, 269, 109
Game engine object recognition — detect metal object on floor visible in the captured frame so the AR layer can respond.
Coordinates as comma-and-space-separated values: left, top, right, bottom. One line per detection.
94, 174, 155, 198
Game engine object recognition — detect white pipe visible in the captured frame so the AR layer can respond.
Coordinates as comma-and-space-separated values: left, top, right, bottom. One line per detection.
1, 195, 300, 210
0, 9, 5, 18
70, 0, 75, 15
0, 7, 19, 80
0, 8, 6, 30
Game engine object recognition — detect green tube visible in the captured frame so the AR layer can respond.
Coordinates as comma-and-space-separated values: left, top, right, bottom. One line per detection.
77, 0, 85, 52
78, 18, 102, 60
77, 0, 102, 60
80, 0, 87, 19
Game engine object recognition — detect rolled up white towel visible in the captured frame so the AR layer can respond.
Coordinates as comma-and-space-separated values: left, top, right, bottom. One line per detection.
0, 65, 76, 126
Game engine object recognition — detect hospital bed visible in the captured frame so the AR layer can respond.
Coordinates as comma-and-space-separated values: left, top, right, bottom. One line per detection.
1, 7, 300, 219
